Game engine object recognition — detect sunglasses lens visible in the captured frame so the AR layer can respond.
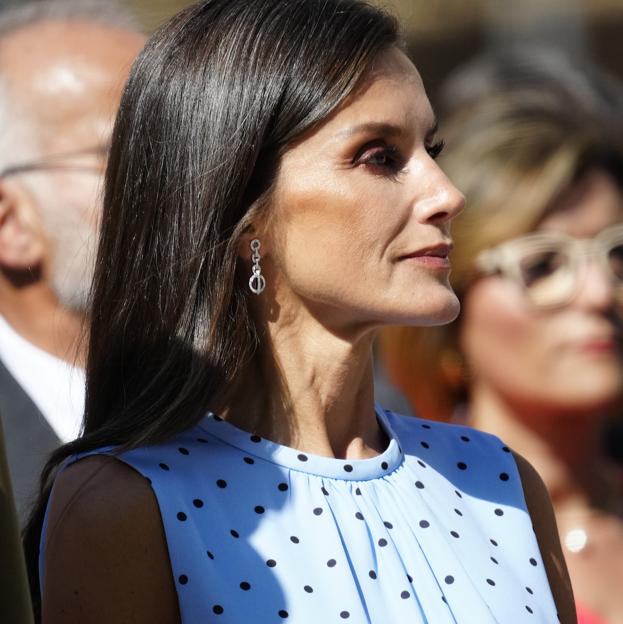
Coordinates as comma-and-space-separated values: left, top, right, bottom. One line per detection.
608, 241, 623, 280
518, 250, 575, 307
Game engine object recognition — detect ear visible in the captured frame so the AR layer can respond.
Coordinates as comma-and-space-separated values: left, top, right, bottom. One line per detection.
0, 178, 46, 270
237, 224, 270, 262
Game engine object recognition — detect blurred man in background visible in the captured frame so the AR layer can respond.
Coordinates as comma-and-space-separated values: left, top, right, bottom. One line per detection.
0, 0, 144, 521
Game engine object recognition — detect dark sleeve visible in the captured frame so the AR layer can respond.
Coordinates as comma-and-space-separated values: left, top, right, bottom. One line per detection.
41, 455, 181, 624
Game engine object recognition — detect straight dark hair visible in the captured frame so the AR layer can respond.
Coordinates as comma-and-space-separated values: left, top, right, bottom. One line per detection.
23, 0, 399, 617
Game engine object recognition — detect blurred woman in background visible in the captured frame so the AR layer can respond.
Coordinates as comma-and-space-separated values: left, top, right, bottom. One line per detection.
381, 50, 623, 624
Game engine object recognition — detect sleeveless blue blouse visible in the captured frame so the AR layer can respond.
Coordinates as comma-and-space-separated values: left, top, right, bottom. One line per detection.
40, 408, 559, 623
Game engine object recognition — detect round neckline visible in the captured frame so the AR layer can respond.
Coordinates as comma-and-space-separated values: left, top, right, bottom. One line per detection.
197, 405, 403, 481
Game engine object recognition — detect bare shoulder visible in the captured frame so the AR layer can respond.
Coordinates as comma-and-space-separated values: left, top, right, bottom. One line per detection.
42, 454, 180, 624
513, 451, 577, 624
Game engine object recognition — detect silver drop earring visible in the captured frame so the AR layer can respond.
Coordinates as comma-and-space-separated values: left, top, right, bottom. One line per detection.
248, 238, 266, 295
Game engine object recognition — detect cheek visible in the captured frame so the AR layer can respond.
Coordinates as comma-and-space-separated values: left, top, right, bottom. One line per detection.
460, 279, 623, 409
271, 176, 399, 292
63, 175, 103, 229
460, 279, 557, 396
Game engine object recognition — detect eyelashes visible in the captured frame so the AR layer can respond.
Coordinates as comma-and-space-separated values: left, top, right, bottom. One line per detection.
426, 139, 445, 160
354, 139, 445, 177
356, 143, 404, 173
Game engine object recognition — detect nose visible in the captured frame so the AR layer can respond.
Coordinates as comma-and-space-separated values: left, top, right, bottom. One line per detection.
573, 258, 617, 311
414, 165, 465, 226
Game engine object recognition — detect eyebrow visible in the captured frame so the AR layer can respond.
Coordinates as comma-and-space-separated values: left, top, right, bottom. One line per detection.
335, 117, 440, 142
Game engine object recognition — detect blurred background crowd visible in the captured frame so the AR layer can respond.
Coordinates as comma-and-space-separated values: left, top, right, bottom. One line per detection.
0, 1, 622, 623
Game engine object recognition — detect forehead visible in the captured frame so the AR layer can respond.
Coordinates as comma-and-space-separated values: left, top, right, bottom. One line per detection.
1, 20, 143, 150
290, 47, 434, 152
539, 169, 623, 237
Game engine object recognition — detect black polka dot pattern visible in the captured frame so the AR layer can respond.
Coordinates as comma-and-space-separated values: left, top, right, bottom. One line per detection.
97, 409, 559, 622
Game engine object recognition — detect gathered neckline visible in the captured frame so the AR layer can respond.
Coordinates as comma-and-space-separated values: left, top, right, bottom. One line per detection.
197, 406, 404, 481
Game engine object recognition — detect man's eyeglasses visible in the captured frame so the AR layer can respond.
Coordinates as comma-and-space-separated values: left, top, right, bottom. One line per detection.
474, 223, 623, 309
0, 144, 109, 178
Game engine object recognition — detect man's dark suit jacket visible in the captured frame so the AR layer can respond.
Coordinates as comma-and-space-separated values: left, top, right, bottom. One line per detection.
0, 359, 61, 525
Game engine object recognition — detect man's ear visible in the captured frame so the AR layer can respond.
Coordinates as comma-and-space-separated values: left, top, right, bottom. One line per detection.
0, 177, 46, 270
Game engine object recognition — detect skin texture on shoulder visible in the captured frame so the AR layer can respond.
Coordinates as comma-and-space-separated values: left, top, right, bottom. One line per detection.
41, 455, 180, 623
513, 450, 577, 624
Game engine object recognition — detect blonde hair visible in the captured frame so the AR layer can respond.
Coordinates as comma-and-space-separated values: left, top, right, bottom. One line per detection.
380, 71, 623, 421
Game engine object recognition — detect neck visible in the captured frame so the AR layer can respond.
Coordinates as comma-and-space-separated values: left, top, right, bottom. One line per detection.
469, 382, 620, 514
0, 277, 85, 366
228, 299, 383, 460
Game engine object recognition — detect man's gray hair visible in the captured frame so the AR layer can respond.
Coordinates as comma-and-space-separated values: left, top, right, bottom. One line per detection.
0, 0, 141, 38
0, 0, 143, 166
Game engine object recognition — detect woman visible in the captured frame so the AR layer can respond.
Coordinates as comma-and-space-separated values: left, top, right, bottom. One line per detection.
25, 2, 574, 622
382, 53, 623, 624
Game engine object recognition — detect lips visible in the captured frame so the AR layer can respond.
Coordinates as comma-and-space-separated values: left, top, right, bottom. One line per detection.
578, 336, 620, 353
399, 243, 453, 261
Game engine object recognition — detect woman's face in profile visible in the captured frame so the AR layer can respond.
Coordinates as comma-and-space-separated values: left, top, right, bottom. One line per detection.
264, 47, 465, 333
461, 169, 623, 417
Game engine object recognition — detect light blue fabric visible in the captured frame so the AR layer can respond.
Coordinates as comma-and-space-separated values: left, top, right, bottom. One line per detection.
41, 408, 559, 623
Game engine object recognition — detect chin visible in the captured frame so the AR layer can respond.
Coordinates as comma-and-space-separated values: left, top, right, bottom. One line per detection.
387, 289, 460, 327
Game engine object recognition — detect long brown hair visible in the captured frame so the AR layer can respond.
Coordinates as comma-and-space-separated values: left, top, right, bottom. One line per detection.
23, 0, 399, 617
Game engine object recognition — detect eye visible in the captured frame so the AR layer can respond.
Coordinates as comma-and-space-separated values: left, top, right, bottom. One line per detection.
425, 139, 445, 160
354, 142, 405, 175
